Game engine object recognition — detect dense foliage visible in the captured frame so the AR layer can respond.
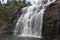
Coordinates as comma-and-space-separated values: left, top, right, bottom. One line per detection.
0, 0, 31, 35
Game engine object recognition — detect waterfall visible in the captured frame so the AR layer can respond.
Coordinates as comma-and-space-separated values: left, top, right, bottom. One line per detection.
13, 0, 56, 38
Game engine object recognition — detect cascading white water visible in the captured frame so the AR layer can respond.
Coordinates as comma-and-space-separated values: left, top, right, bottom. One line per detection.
13, 0, 56, 38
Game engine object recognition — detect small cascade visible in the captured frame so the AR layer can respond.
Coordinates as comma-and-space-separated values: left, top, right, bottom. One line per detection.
13, 0, 56, 38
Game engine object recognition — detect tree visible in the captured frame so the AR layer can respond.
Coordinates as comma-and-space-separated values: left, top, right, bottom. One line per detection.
19, 0, 21, 2
23, 0, 26, 3
2, 0, 4, 2
27, 2, 31, 5
0, 1, 1, 4
0, 0, 31, 35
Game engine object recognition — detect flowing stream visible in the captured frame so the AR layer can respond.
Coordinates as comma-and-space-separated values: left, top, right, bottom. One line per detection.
13, 0, 56, 38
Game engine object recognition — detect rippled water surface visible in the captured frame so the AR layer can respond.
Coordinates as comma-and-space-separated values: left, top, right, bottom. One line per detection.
0, 35, 43, 40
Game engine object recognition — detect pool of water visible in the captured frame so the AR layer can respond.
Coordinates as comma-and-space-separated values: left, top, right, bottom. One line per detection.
0, 35, 43, 40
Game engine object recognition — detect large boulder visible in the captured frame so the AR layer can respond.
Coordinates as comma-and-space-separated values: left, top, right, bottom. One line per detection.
43, 0, 60, 40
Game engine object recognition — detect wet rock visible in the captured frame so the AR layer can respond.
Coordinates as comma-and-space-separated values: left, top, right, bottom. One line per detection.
9, 7, 29, 34
43, 0, 60, 40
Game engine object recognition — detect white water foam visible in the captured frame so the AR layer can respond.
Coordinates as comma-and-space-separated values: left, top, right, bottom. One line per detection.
13, 0, 56, 38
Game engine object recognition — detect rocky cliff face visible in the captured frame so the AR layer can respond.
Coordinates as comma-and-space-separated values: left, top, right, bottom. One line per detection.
43, 0, 60, 40
11, 0, 60, 40
10, 7, 28, 34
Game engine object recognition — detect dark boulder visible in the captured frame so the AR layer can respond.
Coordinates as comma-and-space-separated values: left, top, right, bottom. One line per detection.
42, 0, 60, 40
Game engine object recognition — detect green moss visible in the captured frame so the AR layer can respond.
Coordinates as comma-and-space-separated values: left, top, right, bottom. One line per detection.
0, 0, 31, 35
